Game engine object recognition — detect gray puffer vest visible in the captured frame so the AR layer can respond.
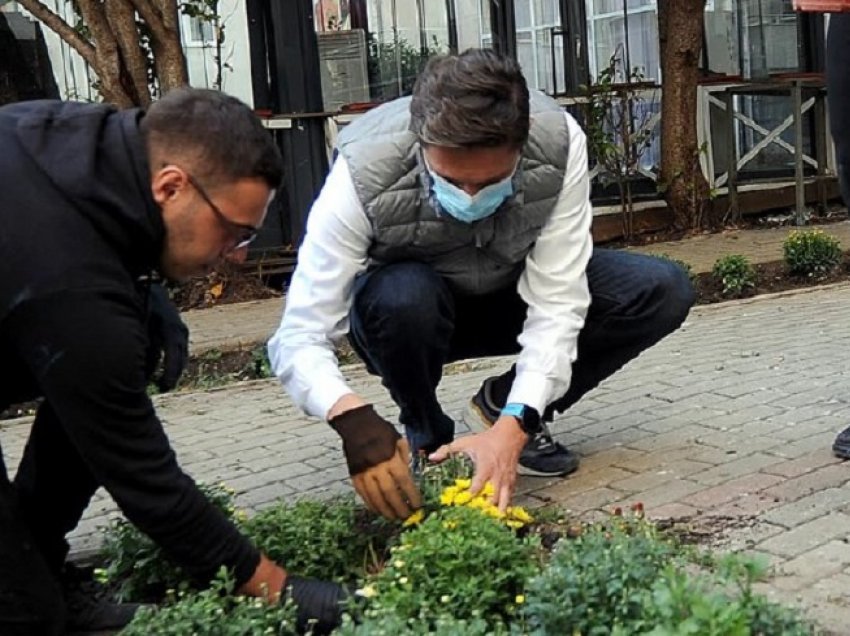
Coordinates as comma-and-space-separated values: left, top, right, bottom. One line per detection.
336, 90, 569, 295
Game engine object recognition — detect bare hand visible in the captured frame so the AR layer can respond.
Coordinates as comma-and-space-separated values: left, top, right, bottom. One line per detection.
428, 416, 527, 512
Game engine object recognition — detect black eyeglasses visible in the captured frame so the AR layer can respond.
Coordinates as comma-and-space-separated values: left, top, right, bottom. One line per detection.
186, 173, 258, 251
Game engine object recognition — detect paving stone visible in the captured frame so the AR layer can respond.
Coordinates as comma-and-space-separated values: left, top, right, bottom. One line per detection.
689, 453, 786, 486
645, 502, 699, 520
761, 488, 849, 529
608, 478, 704, 509
762, 465, 850, 502
682, 472, 784, 509
762, 452, 843, 479
530, 467, 636, 500
756, 513, 850, 559
771, 541, 850, 591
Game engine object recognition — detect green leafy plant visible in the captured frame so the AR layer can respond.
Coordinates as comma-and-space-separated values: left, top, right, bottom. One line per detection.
711, 254, 756, 297
783, 229, 843, 277
122, 568, 298, 635
336, 612, 510, 635
356, 506, 541, 629
99, 482, 244, 602
634, 554, 814, 635
243, 497, 394, 584
524, 514, 684, 635
582, 49, 659, 240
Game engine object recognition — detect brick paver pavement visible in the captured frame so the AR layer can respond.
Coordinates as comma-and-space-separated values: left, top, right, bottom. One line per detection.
4, 280, 850, 631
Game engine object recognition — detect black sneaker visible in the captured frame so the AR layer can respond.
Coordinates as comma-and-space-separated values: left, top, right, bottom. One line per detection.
61, 563, 142, 633
467, 376, 580, 477
833, 426, 850, 460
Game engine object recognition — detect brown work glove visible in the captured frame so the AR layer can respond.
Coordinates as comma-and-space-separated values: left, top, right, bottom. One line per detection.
329, 404, 422, 520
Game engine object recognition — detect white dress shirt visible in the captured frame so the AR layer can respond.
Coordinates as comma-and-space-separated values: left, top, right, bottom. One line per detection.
268, 112, 593, 420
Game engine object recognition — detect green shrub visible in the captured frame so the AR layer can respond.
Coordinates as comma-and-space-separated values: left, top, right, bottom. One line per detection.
242, 496, 394, 584
357, 506, 541, 628
634, 555, 814, 635
711, 254, 756, 296
523, 517, 814, 636
650, 253, 697, 282
335, 613, 510, 635
99, 482, 243, 602
122, 569, 298, 635
783, 229, 842, 276
524, 515, 683, 635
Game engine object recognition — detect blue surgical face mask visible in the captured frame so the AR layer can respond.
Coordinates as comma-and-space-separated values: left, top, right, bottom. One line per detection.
427, 166, 515, 223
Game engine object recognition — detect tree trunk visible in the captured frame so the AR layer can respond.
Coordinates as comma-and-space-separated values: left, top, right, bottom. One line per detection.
76, 0, 136, 108
106, 0, 153, 108
131, 0, 189, 93
18, 0, 190, 107
658, 0, 712, 230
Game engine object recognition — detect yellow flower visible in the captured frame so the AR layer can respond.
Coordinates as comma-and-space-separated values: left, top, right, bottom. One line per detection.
481, 482, 495, 497
454, 478, 472, 489
515, 594, 525, 604
453, 490, 473, 505
403, 509, 424, 527
358, 584, 378, 598
506, 520, 524, 529
507, 506, 533, 523
440, 486, 459, 506
442, 520, 458, 530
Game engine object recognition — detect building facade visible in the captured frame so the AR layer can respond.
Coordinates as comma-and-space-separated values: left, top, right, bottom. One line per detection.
0, 0, 834, 258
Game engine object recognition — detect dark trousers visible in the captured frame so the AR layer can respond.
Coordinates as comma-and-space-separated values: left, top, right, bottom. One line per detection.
828, 14, 850, 206
0, 452, 67, 635
0, 372, 98, 634
348, 248, 696, 454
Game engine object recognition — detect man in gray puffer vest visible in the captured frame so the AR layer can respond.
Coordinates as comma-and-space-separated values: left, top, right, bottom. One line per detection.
269, 49, 695, 517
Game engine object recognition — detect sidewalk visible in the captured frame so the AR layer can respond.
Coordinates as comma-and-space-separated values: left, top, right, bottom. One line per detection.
183, 220, 850, 354
4, 227, 850, 631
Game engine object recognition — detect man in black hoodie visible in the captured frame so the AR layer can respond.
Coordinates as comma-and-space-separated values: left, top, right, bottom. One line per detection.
0, 88, 346, 635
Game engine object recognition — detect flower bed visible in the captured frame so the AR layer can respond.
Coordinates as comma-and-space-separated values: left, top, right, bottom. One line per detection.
104, 460, 815, 635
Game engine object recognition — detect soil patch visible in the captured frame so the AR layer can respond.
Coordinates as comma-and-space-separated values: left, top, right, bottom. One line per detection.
691, 255, 850, 303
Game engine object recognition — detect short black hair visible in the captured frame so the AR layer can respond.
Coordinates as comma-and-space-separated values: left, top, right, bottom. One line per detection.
410, 48, 530, 148
140, 87, 283, 189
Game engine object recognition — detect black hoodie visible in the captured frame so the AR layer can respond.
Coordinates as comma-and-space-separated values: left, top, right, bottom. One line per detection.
0, 100, 260, 586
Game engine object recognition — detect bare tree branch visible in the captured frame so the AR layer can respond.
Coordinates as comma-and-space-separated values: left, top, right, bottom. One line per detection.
16, 0, 96, 67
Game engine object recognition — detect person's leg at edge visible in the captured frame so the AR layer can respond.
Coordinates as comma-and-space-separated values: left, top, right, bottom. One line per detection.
13, 401, 141, 631
13, 401, 99, 575
826, 14, 850, 459
348, 262, 457, 455
471, 249, 695, 467
0, 447, 66, 636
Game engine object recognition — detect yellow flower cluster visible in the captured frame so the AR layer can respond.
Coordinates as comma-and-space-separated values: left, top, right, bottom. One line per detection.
439, 479, 533, 529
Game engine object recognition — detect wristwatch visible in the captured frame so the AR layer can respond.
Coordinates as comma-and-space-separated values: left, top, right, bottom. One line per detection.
501, 403, 542, 436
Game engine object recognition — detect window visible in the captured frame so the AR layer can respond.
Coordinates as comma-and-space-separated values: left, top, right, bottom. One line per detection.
478, 0, 564, 94
586, 0, 659, 82
183, 14, 215, 46
704, 0, 799, 78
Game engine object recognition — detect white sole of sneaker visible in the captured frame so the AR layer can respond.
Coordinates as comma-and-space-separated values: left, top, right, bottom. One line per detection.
516, 461, 580, 478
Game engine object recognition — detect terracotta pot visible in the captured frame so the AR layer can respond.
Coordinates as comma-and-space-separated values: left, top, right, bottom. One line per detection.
793, 0, 850, 11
